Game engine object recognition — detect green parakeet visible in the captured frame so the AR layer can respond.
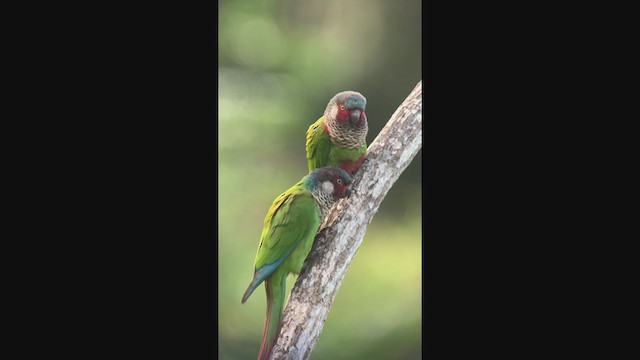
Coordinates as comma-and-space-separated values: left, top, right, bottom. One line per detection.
306, 91, 368, 176
241, 167, 354, 360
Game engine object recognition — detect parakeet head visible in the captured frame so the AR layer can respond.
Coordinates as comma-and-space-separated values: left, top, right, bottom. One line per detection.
308, 167, 353, 200
324, 91, 367, 129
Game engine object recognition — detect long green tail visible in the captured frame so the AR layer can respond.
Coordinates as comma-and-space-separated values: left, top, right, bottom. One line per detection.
258, 270, 286, 360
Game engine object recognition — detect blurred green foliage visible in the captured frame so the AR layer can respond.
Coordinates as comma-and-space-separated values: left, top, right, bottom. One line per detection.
219, 0, 421, 358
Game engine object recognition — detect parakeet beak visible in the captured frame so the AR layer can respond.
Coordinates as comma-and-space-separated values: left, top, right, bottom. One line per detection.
346, 187, 353, 197
350, 109, 362, 127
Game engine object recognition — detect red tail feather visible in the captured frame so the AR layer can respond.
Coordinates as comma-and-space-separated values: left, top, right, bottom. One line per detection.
257, 275, 285, 360
258, 283, 273, 360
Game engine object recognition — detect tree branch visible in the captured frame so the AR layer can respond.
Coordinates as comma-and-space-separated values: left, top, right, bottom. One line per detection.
270, 80, 423, 360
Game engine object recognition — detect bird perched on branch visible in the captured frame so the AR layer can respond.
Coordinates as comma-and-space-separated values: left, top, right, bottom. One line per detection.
242, 167, 353, 360
306, 91, 368, 176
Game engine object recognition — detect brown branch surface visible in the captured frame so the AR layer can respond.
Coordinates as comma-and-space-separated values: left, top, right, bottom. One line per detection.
270, 80, 423, 360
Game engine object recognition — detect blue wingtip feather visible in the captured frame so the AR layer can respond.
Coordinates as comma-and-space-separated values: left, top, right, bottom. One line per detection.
241, 261, 283, 303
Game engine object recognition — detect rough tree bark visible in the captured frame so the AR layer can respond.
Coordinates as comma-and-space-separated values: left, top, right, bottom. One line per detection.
270, 80, 422, 360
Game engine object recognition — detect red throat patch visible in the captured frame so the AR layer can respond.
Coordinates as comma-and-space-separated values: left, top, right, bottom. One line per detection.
339, 155, 366, 176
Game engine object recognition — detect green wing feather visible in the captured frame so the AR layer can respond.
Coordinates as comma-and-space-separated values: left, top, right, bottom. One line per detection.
254, 182, 319, 271
242, 181, 320, 303
306, 116, 332, 172
306, 116, 368, 175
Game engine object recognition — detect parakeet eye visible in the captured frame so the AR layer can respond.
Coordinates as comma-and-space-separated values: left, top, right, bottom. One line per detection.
339, 105, 345, 111
337, 178, 343, 184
